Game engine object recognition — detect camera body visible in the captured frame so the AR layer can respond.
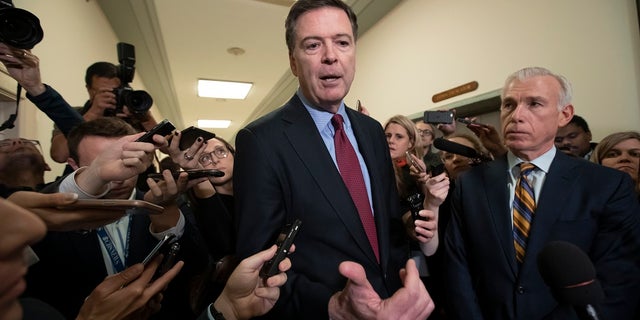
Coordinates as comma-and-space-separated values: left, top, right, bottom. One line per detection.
104, 42, 153, 116
0, 0, 44, 49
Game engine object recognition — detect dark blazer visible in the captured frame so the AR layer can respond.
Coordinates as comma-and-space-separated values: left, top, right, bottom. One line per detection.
234, 95, 409, 319
25, 189, 208, 319
444, 151, 640, 320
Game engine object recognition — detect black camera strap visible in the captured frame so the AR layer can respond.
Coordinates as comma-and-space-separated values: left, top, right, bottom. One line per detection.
0, 83, 20, 131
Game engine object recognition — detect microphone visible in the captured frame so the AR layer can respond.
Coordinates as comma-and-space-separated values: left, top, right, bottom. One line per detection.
537, 241, 605, 320
433, 137, 490, 164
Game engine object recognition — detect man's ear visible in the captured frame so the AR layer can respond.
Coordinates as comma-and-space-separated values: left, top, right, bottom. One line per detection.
67, 158, 80, 171
558, 104, 574, 127
289, 54, 298, 77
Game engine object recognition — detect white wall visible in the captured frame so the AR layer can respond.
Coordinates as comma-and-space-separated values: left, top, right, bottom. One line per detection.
8, 0, 158, 182
347, 0, 640, 140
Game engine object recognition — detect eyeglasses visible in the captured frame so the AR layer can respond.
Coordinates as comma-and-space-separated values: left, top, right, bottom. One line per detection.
417, 129, 433, 137
0, 138, 42, 153
198, 147, 229, 166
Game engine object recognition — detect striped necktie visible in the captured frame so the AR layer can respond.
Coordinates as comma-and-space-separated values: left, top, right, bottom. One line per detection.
513, 162, 536, 264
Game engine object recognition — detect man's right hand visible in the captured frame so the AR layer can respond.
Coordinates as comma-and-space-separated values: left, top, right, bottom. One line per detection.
328, 259, 434, 320
84, 87, 118, 120
0, 43, 46, 96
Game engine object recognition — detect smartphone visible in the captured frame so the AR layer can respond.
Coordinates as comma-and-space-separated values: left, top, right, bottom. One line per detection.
407, 193, 426, 221
428, 163, 445, 177
405, 151, 425, 172
58, 199, 164, 214
424, 111, 454, 124
260, 219, 302, 279
179, 126, 216, 150
135, 119, 176, 143
154, 241, 180, 279
147, 168, 225, 181
142, 233, 177, 265
356, 99, 362, 112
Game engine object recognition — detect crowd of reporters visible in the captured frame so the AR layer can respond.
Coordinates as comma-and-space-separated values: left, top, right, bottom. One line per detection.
0, 0, 639, 319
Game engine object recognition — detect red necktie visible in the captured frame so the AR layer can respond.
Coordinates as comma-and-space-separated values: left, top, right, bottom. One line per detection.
331, 114, 379, 262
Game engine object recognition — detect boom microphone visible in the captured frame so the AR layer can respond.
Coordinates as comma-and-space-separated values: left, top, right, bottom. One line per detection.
537, 241, 604, 320
433, 137, 490, 164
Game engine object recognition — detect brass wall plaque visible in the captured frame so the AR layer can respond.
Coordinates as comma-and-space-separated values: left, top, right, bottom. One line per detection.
432, 81, 478, 103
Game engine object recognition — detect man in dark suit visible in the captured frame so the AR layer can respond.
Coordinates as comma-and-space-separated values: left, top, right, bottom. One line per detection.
234, 0, 433, 319
444, 67, 640, 319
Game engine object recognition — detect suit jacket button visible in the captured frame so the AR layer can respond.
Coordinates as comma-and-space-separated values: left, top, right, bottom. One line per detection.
517, 286, 525, 294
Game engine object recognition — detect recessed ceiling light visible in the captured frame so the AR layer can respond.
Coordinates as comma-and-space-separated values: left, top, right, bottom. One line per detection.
198, 79, 252, 100
198, 119, 231, 128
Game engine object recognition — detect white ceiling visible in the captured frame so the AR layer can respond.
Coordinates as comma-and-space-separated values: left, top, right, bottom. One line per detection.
96, 0, 400, 141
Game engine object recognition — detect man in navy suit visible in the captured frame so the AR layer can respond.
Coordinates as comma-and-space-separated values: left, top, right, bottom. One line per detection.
444, 67, 640, 319
234, 0, 433, 319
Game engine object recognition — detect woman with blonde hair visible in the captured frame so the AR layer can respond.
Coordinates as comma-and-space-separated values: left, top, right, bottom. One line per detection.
590, 131, 640, 196
383, 114, 449, 257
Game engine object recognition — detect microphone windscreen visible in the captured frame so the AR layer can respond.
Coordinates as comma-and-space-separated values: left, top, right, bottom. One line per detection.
537, 241, 604, 306
433, 137, 479, 159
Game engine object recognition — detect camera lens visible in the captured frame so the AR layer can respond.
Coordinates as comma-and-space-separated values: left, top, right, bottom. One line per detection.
0, 8, 44, 49
123, 90, 153, 114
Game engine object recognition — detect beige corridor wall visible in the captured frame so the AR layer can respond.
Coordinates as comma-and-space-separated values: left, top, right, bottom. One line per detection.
347, 0, 640, 140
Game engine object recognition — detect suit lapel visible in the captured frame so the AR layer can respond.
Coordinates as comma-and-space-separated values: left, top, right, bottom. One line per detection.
523, 152, 579, 268
281, 97, 378, 264
482, 157, 518, 275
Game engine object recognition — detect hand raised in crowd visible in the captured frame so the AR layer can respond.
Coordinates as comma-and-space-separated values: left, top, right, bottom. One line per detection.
163, 130, 208, 169
213, 244, 293, 320
76, 132, 165, 195
144, 169, 207, 232
328, 259, 434, 320
76, 254, 184, 320
84, 86, 118, 120
464, 118, 507, 158
0, 43, 46, 96
422, 171, 450, 210
6, 191, 127, 231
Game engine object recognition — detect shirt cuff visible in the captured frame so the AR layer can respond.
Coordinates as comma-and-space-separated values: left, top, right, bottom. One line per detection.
148, 210, 185, 240
59, 167, 111, 198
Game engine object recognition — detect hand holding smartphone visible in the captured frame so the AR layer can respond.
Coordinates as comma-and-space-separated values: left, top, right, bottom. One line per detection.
260, 219, 301, 279
178, 126, 216, 150
142, 233, 177, 265
136, 119, 176, 143
405, 151, 425, 173
456, 117, 488, 128
147, 169, 225, 181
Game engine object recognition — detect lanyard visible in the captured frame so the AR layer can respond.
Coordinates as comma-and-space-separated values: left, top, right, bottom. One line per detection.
96, 215, 131, 273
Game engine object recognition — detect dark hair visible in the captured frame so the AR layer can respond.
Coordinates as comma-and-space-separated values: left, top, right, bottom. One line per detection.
212, 136, 235, 156
285, 0, 358, 54
567, 115, 591, 133
85, 62, 118, 87
67, 117, 137, 163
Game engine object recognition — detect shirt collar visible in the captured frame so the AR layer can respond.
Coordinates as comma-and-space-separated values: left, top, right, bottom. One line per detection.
296, 89, 349, 134
507, 146, 556, 174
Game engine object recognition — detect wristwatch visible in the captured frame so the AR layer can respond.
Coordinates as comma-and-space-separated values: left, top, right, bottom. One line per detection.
209, 304, 226, 320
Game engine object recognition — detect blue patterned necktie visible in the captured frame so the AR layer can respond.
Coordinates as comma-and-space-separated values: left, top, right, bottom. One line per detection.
513, 162, 536, 264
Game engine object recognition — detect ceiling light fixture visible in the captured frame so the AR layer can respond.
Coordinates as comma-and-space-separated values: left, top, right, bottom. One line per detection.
197, 79, 252, 100
198, 119, 231, 128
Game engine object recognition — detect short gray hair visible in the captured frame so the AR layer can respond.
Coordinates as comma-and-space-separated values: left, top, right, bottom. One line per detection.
502, 67, 573, 110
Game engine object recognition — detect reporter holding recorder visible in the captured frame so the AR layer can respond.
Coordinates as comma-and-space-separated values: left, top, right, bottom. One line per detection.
0, 191, 292, 320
